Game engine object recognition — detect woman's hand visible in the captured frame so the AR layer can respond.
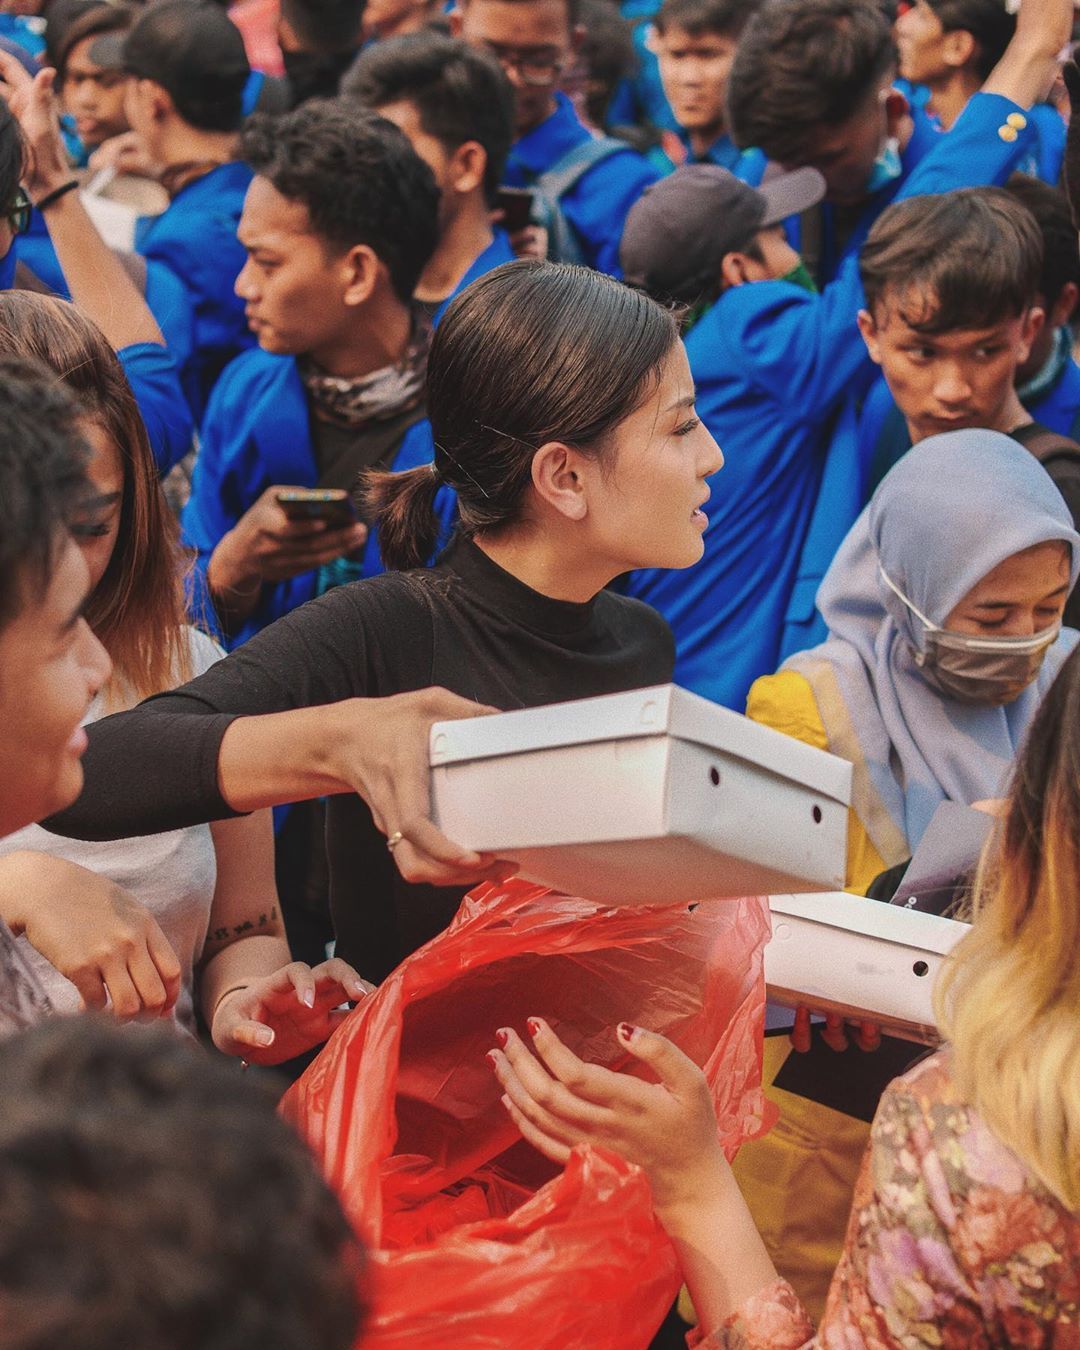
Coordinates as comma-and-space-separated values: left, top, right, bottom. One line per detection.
0, 851, 182, 1018
488, 1017, 725, 1215
326, 688, 516, 888
87, 129, 162, 180
210, 957, 374, 1065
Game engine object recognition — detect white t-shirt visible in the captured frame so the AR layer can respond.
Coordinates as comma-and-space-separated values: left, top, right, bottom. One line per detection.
0, 627, 223, 1036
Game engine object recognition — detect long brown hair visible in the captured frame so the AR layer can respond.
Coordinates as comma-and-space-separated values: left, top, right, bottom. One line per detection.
0, 293, 190, 703
363, 260, 681, 570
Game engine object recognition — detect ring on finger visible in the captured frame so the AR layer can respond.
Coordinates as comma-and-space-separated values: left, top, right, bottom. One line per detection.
386, 830, 404, 852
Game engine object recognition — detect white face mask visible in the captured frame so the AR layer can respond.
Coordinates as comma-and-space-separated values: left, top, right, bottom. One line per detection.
879, 565, 1061, 706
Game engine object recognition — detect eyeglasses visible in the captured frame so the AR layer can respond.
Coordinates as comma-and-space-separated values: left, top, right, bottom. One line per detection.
6, 186, 30, 238
481, 41, 564, 87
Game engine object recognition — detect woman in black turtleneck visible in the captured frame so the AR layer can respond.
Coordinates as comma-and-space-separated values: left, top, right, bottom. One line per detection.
47, 260, 723, 981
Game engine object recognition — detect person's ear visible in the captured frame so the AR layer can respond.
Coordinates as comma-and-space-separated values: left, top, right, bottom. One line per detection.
718, 250, 758, 289
1018, 305, 1045, 364
531, 441, 589, 521
277, 13, 300, 49
448, 6, 463, 36
1051, 281, 1080, 329
340, 244, 381, 306
570, 23, 585, 54
144, 79, 174, 123
883, 85, 909, 140
449, 140, 487, 197
857, 308, 883, 364
941, 28, 975, 71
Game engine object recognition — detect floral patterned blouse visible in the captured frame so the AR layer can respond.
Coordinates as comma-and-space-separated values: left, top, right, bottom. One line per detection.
693, 1049, 1080, 1349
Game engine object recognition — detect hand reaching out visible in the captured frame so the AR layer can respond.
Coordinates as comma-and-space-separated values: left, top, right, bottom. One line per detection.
211, 957, 374, 1065
488, 1017, 725, 1215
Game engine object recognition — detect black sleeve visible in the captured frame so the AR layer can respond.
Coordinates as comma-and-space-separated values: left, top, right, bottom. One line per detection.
1042, 456, 1080, 631
45, 576, 431, 841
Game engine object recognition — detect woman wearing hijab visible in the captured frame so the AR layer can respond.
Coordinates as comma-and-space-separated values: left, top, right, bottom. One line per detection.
732, 427, 1080, 1320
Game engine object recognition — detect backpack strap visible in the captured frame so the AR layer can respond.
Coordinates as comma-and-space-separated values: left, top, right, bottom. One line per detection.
536, 134, 628, 200
1018, 425, 1080, 468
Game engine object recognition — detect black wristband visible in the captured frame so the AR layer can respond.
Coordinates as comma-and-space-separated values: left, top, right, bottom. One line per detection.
34, 179, 80, 212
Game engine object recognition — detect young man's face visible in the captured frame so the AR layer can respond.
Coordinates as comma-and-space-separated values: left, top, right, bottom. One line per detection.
894, 1, 950, 86
787, 80, 897, 207
858, 292, 1042, 442
454, 0, 573, 135
654, 25, 736, 142
59, 38, 130, 149
235, 176, 361, 359
0, 537, 111, 838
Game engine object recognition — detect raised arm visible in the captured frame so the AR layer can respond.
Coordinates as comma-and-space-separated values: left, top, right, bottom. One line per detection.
981, 0, 1071, 110
0, 57, 163, 351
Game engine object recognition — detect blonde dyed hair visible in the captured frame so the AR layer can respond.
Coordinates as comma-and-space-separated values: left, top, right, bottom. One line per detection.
935, 647, 1080, 1210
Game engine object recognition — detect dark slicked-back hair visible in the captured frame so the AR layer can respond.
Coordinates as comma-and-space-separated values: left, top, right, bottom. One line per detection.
0, 1017, 365, 1349
727, 0, 893, 163
280, 0, 365, 51
343, 33, 515, 202
240, 101, 440, 302
860, 187, 1042, 334
0, 356, 91, 632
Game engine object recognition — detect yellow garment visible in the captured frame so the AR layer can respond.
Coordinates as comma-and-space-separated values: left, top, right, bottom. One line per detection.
728, 669, 890, 1322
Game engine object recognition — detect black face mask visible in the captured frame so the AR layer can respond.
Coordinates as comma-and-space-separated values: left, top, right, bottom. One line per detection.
282, 48, 358, 107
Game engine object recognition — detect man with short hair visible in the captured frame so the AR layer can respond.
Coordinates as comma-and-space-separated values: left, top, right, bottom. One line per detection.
100, 0, 256, 411
0, 357, 112, 1034
650, 0, 764, 181
343, 32, 516, 323
895, 0, 1064, 181
855, 189, 1080, 625
452, 0, 658, 273
183, 101, 450, 648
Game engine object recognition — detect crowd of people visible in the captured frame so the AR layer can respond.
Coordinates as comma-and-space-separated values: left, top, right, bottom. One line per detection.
1, 0, 1080, 1340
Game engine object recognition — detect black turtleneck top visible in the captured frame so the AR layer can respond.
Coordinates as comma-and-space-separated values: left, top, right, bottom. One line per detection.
47, 535, 674, 979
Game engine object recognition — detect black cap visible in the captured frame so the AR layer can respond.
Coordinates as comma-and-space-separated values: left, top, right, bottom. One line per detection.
91, 0, 250, 132
620, 163, 825, 304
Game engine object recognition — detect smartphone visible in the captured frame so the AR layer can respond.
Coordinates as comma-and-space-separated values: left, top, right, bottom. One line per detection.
276, 488, 357, 527
495, 186, 536, 234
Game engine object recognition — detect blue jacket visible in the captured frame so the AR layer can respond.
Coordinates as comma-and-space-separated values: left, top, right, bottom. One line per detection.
135, 162, 255, 415
621, 92, 1040, 711
432, 229, 515, 326
117, 343, 195, 477
504, 92, 659, 276
182, 347, 454, 647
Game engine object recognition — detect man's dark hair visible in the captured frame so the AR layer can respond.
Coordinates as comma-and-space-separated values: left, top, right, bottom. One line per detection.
240, 101, 440, 302
0, 1017, 365, 1349
342, 33, 515, 202
859, 187, 1042, 334
49, 2, 134, 80
0, 356, 91, 632
461, 0, 583, 30
926, 0, 1014, 81
280, 0, 365, 51
1005, 172, 1080, 313
654, 0, 758, 40
727, 0, 894, 163
0, 100, 23, 219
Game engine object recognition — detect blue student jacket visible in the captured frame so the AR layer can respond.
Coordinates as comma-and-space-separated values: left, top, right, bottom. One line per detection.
504, 92, 660, 276
182, 347, 454, 648
117, 343, 195, 477
135, 161, 255, 415
431, 229, 515, 326
621, 91, 1039, 711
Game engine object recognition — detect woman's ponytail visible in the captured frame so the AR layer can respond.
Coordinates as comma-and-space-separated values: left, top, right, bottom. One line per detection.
362, 463, 443, 572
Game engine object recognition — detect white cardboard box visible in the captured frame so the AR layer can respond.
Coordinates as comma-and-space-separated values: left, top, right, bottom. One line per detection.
429, 685, 852, 905
765, 892, 969, 1043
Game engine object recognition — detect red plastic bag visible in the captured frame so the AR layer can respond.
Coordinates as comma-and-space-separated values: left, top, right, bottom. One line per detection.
282, 880, 772, 1349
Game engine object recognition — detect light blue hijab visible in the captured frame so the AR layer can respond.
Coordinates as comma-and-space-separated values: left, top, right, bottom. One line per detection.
785, 429, 1080, 860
